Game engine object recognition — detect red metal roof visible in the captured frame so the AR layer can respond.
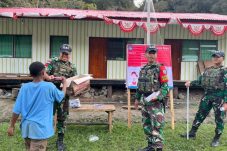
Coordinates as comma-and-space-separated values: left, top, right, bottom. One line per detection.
0, 8, 227, 22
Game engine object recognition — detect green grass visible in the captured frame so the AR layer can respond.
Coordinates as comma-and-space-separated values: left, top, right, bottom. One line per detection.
1, 122, 227, 151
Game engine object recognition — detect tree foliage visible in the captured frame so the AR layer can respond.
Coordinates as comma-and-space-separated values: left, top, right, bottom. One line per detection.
0, 0, 97, 10
154, 0, 227, 15
85, 0, 137, 11
0, 0, 226, 15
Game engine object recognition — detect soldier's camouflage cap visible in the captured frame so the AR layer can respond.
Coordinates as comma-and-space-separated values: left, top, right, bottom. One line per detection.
212, 51, 225, 58
146, 45, 158, 53
60, 44, 72, 53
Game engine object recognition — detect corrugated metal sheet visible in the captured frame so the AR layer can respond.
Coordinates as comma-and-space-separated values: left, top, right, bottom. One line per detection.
107, 61, 126, 79
0, 18, 144, 77
180, 62, 198, 81
0, 18, 226, 81
1, 8, 227, 21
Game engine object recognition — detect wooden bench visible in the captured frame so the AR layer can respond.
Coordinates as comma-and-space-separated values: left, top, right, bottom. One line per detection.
69, 104, 116, 133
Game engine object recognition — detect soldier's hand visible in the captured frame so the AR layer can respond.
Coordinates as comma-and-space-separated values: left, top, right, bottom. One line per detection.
185, 80, 191, 87
7, 126, 14, 136
46, 75, 55, 81
134, 99, 139, 110
44, 73, 54, 81
61, 77, 67, 84
151, 97, 157, 102
222, 103, 227, 111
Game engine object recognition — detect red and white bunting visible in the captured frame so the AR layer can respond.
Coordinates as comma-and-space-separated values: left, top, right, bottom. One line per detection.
1, 9, 226, 36
188, 24, 204, 36
103, 17, 167, 33
103, 16, 113, 24
118, 21, 137, 32
178, 20, 227, 36
210, 25, 226, 36
142, 23, 160, 33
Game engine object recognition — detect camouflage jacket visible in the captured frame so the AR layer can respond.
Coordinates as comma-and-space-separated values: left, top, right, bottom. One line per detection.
45, 57, 77, 78
135, 62, 169, 104
191, 65, 227, 102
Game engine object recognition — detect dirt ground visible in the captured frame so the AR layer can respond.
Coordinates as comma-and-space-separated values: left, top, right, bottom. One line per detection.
0, 88, 220, 125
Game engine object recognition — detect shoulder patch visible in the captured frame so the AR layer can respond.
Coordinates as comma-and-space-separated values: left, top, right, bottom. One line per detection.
45, 59, 52, 67
159, 65, 168, 83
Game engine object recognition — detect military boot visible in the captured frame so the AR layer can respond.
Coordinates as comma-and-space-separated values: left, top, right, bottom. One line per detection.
139, 146, 155, 151
56, 134, 66, 151
180, 127, 197, 139
211, 134, 221, 147
139, 143, 155, 151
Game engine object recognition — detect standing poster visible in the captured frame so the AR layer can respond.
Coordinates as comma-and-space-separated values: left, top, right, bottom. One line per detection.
126, 44, 173, 89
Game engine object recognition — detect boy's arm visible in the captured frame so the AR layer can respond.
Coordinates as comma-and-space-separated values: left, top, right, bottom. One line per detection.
7, 113, 19, 136
61, 77, 67, 95
52, 77, 67, 103
8, 86, 24, 136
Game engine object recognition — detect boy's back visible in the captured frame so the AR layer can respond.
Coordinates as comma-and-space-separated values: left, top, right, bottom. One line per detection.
13, 81, 64, 139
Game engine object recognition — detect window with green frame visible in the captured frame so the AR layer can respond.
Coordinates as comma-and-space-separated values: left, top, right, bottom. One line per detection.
107, 38, 144, 60
182, 40, 217, 61
0, 35, 32, 58
50, 36, 69, 58
200, 41, 217, 61
182, 41, 199, 61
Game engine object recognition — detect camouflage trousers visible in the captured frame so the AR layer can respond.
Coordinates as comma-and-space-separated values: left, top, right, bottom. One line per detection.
191, 95, 225, 135
54, 95, 69, 135
141, 101, 165, 148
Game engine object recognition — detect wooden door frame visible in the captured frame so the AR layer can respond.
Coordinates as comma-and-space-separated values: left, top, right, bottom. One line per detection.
89, 37, 107, 78
164, 39, 182, 80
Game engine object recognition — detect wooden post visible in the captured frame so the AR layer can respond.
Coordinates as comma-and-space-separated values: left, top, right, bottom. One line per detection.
173, 87, 179, 99
107, 85, 112, 98
108, 111, 113, 133
127, 89, 131, 128
169, 89, 175, 129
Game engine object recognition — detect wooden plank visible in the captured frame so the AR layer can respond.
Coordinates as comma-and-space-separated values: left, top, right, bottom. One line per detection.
67, 122, 108, 125
70, 104, 115, 112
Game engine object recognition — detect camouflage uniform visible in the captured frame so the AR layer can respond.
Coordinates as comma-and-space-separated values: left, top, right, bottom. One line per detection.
188, 65, 227, 139
46, 57, 77, 135
135, 62, 169, 149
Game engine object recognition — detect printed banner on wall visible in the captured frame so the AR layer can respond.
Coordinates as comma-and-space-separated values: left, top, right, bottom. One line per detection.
126, 44, 173, 89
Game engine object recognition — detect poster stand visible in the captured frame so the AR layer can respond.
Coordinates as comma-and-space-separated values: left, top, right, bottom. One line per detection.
127, 89, 132, 128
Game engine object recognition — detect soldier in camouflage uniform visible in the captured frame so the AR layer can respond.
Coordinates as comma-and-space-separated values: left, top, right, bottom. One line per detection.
181, 51, 227, 147
135, 45, 169, 151
45, 44, 77, 151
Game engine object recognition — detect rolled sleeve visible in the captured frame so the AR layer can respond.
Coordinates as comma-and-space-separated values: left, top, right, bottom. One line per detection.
157, 82, 169, 101
53, 88, 64, 103
224, 70, 227, 103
